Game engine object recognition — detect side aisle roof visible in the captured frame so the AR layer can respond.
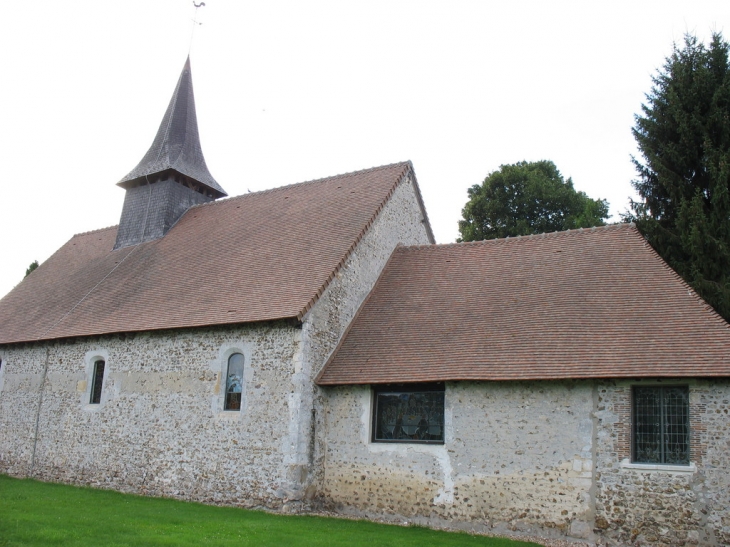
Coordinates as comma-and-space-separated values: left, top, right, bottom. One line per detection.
0, 162, 431, 344
317, 224, 730, 385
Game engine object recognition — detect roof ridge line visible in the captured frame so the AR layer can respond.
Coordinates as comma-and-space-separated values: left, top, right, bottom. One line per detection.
184, 161, 413, 211
401, 223, 636, 252
72, 225, 119, 237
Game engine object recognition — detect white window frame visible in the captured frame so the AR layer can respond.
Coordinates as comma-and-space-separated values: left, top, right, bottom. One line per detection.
213, 343, 252, 416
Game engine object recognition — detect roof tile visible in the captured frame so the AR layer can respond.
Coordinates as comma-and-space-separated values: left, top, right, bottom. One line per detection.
317, 224, 730, 384
0, 162, 412, 343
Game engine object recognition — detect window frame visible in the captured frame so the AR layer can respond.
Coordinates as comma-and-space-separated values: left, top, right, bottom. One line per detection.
371, 383, 445, 445
632, 385, 690, 466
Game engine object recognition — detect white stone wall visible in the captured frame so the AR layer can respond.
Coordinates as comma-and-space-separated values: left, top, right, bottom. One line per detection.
319, 378, 730, 546
0, 323, 302, 506
287, 172, 432, 502
320, 382, 596, 538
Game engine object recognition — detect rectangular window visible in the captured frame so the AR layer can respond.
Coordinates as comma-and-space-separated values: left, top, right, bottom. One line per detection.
633, 386, 689, 465
372, 383, 444, 444
89, 360, 105, 404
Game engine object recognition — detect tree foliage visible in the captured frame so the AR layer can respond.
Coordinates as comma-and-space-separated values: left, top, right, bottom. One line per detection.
458, 160, 609, 241
24, 260, 38, 278
628, 33, 730, 320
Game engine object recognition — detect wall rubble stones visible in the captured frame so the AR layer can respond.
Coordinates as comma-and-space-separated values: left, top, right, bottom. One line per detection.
319, 382, 596, 540
594, 379, 730, 546
0, 323, 301, 506
289, 173, 432, 505
320, 379, 730, 546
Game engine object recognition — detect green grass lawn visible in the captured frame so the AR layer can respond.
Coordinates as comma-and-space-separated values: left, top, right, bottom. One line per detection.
0, 475, 541, 547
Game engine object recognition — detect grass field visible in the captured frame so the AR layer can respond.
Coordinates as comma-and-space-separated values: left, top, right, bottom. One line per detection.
0, 475, 541, 547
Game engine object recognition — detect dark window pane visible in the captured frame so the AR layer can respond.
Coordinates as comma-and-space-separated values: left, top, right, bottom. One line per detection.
633, 386, 689, 465
90, 360, 105, 404
373, 385, 444, 444
224, 353, 244, 411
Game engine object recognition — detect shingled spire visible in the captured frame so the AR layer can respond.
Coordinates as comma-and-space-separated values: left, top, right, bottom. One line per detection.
114, 56, 227, 250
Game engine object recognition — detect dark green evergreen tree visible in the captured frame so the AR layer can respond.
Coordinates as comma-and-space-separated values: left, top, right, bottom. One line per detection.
628, 33, 730, 320
24, 260, 38, 278
458, 160, 609, 241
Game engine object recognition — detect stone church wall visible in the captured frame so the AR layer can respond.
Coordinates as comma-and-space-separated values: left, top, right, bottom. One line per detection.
319, 381, 595, 540
320, 379, 730, 546
0, 322, 303, 507
0, 170, 432, 510
594, 378, 730, 546
285, 172, 432, 503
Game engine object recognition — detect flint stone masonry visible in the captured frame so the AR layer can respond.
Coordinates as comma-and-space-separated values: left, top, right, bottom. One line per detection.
319, 379, 730, 546
594, 379, 730, 546
287, 172, 432, 502
319, 382, 595, 539
0, 323, 301, 505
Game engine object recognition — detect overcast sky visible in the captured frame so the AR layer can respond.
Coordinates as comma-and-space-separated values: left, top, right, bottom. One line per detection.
0, 1, 727, 299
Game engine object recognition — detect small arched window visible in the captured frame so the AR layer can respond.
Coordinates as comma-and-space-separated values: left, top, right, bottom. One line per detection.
224, 353, 244, 411
89, 360, 105, 404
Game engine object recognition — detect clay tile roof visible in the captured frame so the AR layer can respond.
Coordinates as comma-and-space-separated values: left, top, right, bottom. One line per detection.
0, 162, 415, 344
316, 224, 730, 385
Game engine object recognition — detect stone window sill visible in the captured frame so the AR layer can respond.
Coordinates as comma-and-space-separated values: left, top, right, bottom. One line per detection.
620, 459, 696, 473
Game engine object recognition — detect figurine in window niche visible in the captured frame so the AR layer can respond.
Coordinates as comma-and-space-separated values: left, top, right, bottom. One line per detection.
226, 374, 242, 410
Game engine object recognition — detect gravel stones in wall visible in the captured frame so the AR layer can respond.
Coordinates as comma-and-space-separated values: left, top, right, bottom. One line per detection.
301, 174, 432, 500
0, 323, 300, 507
320, 382, 595, 539
594, 379, 730, 546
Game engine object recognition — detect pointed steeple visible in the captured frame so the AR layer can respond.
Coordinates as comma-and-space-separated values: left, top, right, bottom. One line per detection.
114, 57, 227, 250
118, 56, 226, 197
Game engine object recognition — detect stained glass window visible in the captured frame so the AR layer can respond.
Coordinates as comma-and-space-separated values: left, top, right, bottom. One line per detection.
633, 386, 689, 465
372, 384, 444, 444
89, 360, 105, 404
224, 353, 244, 411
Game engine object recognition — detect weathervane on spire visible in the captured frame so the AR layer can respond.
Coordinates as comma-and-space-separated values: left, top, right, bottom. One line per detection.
189, 1, 207, 51
192, 1, 206, 25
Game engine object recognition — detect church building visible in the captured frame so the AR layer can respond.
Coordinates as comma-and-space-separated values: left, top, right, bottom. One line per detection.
2, 58, 730, 546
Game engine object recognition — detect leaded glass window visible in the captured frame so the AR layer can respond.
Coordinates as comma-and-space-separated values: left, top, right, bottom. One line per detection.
372, 384, 444, 444
224, 353, 244, 411
633, 386, 689, 465
89, 360, 105, 405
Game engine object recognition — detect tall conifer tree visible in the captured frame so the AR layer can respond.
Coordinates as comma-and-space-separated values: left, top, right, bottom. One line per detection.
630, 33, 730, 320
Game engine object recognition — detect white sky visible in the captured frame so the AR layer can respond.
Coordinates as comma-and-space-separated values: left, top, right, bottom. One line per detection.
0, 1, 727, 299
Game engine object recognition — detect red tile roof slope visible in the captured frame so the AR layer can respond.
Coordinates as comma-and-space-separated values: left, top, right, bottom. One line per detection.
317, 224, 730, 384
0, 162, 420, 344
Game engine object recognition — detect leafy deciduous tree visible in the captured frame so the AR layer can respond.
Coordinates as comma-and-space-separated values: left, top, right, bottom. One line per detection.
458, 160, 609, 242
628, 33, 730, 320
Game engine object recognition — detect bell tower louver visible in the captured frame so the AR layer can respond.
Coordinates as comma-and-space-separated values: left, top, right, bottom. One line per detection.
114, 57, 227, 250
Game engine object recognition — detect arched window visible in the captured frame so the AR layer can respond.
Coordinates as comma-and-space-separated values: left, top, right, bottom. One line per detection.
89, 360, 105, 404
224, 353, 244, 411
